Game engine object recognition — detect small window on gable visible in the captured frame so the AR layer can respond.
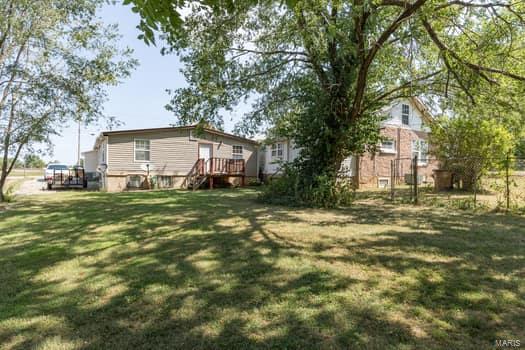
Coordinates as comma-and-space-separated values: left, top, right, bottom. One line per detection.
134, 139, 150, 161
232, 145, 243, 159
402, 104, 410, 125
271, 143, 284, 160
380, 139, 396, 153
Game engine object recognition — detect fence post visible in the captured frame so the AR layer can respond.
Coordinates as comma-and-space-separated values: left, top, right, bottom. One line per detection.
473, 168, 477, 208
413, 155, 418, 205
409, 157, 413, 202
506, 153, 510, 211
390, 159, 395, 201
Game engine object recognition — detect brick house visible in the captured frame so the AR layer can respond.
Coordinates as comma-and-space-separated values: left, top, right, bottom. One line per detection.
260, 97, 438, 187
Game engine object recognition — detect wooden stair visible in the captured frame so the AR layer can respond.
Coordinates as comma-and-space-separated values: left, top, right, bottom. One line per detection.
183, 158, 246, 190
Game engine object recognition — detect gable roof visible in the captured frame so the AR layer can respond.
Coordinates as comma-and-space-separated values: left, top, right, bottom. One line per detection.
100, 125, 258, 144
409, 96, 435, 124
87, 125, 258, 151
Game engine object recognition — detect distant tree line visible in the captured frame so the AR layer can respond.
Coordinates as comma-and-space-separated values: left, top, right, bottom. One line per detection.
0, 154, 46, 169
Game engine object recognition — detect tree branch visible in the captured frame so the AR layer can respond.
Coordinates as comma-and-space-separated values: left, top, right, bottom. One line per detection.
369, 70, 444, 106
351, 0, 428, 120
228, 47, 308, 57
422, 19, 525, 82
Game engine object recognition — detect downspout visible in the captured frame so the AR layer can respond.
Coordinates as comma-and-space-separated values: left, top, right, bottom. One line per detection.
397, 127, 401, 180
256, 143, 260, 181
105, 136, 109, 171
354, 155, 360, 190
104, 135, 109, 190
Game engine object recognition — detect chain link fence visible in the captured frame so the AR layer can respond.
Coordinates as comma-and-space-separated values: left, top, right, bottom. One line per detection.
359, 154, 525, 211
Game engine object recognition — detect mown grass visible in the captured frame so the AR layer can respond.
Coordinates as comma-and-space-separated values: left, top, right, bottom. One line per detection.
0, 189, 524, 349
357, 175, 525, 212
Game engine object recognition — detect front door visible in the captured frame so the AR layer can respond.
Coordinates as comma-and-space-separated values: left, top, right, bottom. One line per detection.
199, 144, 212, 174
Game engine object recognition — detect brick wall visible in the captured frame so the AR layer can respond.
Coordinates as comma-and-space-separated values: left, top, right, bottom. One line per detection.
358, 126, 439, 187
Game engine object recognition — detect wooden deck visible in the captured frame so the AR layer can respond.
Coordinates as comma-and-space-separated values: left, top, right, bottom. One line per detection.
185, 158, 246, 190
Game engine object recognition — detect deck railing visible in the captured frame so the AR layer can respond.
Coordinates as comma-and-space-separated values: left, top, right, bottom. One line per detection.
198, 158, 245, 176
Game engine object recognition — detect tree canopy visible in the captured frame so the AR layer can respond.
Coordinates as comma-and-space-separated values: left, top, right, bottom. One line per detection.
430, 115, 515, 189
23, 154, 46, 168
127, 0, 525, 203
0, 0, 137, 201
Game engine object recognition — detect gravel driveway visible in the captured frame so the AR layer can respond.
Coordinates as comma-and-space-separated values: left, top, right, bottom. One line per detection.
14, 177, 52, 195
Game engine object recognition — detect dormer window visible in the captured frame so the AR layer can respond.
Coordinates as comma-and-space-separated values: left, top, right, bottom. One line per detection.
402, 104, 410, 125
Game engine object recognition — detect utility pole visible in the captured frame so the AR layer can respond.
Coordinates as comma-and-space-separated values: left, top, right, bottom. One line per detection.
77, 119, 81, 166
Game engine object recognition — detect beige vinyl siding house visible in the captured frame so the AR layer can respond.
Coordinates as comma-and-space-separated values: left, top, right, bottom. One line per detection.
85, 126, 259, 192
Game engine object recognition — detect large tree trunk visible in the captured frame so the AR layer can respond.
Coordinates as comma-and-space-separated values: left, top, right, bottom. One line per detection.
0, 92, 16, 202
0, 174, 6, 202
1, 138, 10, 203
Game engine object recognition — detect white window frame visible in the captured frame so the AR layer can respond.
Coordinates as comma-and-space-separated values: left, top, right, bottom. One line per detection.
134, 138, 151, 162
412, 140, 428, 165
380, 139, 396, 154
378, 177, 390, 189
232, 145, 243, 159
271, 143, 284, 161
401, 104, 410, 126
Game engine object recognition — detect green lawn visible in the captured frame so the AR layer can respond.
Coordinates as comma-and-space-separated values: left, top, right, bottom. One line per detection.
1, 189, 524, 349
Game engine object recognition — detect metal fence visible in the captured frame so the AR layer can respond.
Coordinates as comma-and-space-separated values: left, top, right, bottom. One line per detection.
366, 154, 525, 211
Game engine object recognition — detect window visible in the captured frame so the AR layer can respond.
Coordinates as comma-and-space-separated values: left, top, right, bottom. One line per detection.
402, 104, 410, 125
127, 175, 142, 188
134, 139, 150, 161
156, 176, 173, 188
380, 139, 396, 153
232, 145, 243, 159
378, 178, 390, 189
271, 143, 284, 160
412, 140, 428, 164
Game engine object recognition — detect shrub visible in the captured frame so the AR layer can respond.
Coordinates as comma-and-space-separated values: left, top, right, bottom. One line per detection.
259, 163, 354, 208
3, 182, 19, 203
430, 116, 514, 190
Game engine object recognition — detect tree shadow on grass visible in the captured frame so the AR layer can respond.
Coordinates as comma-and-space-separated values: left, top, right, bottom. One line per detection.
0, 189, 524, 349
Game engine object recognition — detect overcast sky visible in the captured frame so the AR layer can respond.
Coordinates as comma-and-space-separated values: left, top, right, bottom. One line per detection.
45, 2, 241, 165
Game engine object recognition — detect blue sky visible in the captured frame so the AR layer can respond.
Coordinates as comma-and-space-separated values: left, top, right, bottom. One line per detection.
46, 2, 241, 164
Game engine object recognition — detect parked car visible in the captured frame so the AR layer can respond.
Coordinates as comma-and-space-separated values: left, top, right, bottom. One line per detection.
44, 164, 69, 182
